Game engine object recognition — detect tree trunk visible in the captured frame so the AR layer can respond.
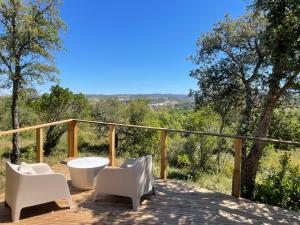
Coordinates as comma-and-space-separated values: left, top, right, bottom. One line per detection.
237, 83, 255, 132
241, 94, 278, 199
11, 79, 20, 163
44, 125, 66, 156
236, 84, 256, 165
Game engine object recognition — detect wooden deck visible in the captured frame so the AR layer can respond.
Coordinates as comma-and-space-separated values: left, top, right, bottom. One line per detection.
0, 163, 300, 225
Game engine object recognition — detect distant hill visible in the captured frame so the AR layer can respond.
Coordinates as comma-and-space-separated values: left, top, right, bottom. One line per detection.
85, 93, 192, 101
85, 93, 191, 99
85, 94, 194, 109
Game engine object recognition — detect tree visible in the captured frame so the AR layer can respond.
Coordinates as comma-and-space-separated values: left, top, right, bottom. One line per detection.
190, 13, 268, 195
35, 85, 90, 155
190, 14, 267, 137
120, 99, 160, 157
0, 88, 39, 131
183, 108, 219, 172
92, 98, 128, 136
190, 0, 300, 198
190, 66, 243, 171
242, 0, 300, 198
268, 107, 300, 149
92, 98, 128, 149
0, 0, 65, 163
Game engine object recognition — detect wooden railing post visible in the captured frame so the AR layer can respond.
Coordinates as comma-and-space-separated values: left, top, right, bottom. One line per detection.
232, 138, 243, 198
68, 120, 78, 157
160, 129, 168, 179
36, 128, 43, 163
108, 125, 116, 166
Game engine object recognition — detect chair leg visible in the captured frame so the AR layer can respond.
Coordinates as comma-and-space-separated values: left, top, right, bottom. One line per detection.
67, 198, 74, 209
152, 187, 156, 196
11, 206, 21, 222
92, 192, 97, 202
131, 197, 140, 211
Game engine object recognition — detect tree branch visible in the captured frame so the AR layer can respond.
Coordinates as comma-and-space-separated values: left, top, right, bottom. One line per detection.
0, 53, 12, 72
278, 71, 300, 96
222, 48, 247, 83
248, 38, 263, 83
34, 0, 56, 20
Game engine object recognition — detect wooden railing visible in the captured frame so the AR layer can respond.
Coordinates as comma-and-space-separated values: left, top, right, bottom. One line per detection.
0, 118, 299, 198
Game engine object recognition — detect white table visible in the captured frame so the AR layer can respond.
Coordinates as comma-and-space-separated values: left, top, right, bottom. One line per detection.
67, 157, 109, 190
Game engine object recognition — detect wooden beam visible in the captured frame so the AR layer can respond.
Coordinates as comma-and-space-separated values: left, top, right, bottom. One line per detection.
160, 130, 168, 179
67, 123, 71, 157
232, 138, 243, 198
68, 121, 78, 157
36, 128, 43, 163
0, 119, 74, 137
108, 125, 116, 166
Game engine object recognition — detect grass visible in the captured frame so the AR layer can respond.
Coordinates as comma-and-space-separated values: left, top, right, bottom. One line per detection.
256, 148, 300, 184
168, 167, 233, 194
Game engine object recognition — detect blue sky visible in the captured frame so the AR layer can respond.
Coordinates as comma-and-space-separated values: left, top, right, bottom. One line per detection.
41, 0, 247, 95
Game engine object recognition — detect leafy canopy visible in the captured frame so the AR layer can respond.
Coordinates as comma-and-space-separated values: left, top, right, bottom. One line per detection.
35, 85, 90, 155
0, 0, 65, 88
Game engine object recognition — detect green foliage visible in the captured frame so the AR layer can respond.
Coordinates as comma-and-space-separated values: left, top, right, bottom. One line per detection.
268, 108, 300, 149
92, 98, 161, 158
0, 0, 65, 162
92, 98, 128, 136
189, 13, 267, 137
0, 96, 12, 130
35, 85, 90, 155
255, 153, 300, 211
157, 108, 189, 129
175, 154, 191, 169
119, 99, 160, 157
0, 0, 65, 87
254, 0, 300, 75
36, 85, 90, 121
0, 93, 299, 203
183, 107, 219, 131
167, 108, 224, 174
190, 0, 300, 198
0, 89, 39, 130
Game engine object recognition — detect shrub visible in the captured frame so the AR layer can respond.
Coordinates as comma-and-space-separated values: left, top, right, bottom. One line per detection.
35, 85, 90, 155
176, 154, 191, 169
255, 153, 300, 211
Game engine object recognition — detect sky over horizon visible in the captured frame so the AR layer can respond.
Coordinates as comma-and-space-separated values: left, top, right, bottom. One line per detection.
27, 0, 247, 95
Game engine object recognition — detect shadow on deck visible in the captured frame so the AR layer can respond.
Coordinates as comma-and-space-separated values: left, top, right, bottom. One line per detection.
0, 163, 299, 224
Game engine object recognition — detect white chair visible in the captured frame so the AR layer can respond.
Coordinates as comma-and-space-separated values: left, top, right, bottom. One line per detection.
5, 161, 73, 222
93, 155, 155, 210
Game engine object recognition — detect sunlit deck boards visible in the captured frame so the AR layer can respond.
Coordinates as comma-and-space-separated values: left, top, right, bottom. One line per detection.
0, 163, 299, 224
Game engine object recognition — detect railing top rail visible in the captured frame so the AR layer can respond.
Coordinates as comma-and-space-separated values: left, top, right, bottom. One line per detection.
0, 118, 299, 146
76, 119, 300, 146
0, 119, 73, 137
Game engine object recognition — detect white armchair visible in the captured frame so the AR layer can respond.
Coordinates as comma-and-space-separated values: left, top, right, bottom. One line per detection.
93, 155, 155, 210
5, 161, 73, 222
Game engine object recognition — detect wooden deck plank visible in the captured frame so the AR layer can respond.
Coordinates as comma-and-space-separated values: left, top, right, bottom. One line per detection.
0, 163, 299, 224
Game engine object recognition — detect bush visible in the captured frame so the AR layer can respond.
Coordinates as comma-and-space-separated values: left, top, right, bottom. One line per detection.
176, 154, 191, 168
35, 85, 90, 155
255, 153, 300, 211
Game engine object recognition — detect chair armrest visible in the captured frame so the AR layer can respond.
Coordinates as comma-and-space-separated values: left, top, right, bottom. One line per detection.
96, 167, 136, 181
95, 167, 137, 187
30, 163, 53, 174
23, 173, 67, 186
